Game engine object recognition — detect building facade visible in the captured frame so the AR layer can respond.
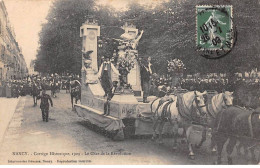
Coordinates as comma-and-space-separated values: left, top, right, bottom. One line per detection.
28, 60, 38, 76
0, 0, 27, 82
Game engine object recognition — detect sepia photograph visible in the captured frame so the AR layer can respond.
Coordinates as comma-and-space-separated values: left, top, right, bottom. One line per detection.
0, 0, 259, 165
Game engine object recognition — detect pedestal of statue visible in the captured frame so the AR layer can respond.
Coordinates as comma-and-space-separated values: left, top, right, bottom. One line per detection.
128, 59, 141, 96
85, 69, 98, 84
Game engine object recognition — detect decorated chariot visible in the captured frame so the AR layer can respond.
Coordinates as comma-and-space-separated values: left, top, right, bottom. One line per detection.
74, 19, 220, 144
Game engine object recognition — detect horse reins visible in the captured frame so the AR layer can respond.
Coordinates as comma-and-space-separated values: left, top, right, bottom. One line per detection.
193, 91, 206, 116
206, 104, 215, 119
151, 97, 160, 117
177, 91, 207, 123
248, 112, 254, 139
153, 91, 208, 123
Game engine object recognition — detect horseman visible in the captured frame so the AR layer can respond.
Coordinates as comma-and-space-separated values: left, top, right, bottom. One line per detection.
70, 79, 81, 109
32, 81, 39, 93
32, 81, 41, 106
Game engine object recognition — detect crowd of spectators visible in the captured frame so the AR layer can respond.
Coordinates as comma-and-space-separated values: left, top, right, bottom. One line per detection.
147, 74, 260, 108
149, 74, 260, 92
2, 72, 260, 108
0, 73, 80, 98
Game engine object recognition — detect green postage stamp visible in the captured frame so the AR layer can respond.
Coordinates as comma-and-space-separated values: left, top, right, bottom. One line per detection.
196, 5, 234, 54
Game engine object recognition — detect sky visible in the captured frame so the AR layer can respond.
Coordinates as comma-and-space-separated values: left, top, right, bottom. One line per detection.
4, 0, 163, 68
4, 0, 53, 67
96, 0, 166, 11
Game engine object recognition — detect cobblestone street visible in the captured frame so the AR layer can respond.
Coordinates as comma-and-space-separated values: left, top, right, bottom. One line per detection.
0, 91, 256, 165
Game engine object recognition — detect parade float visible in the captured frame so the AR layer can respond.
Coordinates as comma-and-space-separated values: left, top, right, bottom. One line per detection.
74, 19, 173, 140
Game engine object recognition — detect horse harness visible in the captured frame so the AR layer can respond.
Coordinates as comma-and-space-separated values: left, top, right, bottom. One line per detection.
152, 91, 207, 124
248, 113, 254, 139
216, 107, 260, 142
177, 91, 207, 125
151, 97, 174, 121
193, 91, 207, 116
158, 101, 173, 122
245, 111, 260, 150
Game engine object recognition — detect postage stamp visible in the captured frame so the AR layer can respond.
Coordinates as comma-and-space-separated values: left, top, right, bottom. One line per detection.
196, 5, 237, 59
1, 0, 260, 165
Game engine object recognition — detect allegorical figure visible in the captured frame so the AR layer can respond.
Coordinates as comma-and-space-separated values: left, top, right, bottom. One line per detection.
98, 56, 120, 97
120, 30, 144, 50
37, 89, 53, 122
140, 57, 153, 103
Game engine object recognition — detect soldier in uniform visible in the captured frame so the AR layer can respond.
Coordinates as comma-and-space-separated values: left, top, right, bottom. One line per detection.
37, 90, 53, 122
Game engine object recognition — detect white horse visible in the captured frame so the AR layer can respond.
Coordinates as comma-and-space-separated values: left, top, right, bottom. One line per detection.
151, 90, 208, 159
196, 91, 234, 152
207, 91, 234, 124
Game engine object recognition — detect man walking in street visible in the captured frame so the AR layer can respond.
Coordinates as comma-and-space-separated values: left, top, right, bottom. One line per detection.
37, 89, 53, 122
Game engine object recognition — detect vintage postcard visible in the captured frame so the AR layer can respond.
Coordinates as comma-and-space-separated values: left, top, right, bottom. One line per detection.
0, 0, 259, 165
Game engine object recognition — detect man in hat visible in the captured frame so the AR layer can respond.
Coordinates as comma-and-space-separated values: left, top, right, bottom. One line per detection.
140, 57, 153, 103
98, 56, 120, 97
37, 89, 53, 122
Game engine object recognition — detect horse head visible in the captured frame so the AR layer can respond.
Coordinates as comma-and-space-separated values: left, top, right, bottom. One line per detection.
70, 80, 81, 88
223, 91, 234, 106
193, 90, 208, 114
183, 91, 207, 114
210, 91, 234, 115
